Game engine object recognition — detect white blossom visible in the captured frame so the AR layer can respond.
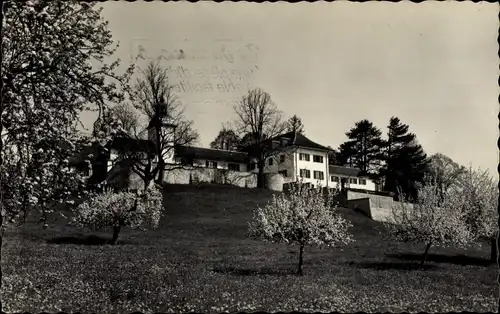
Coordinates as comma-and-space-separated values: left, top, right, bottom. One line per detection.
249, 182, 354, 274
385, 181, 474, 265
72, 186, 164, 242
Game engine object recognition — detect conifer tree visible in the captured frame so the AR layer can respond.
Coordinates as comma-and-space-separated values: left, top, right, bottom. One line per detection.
286, 114, 305, 134
337, 120, 385, 178
381, 117, 428, 200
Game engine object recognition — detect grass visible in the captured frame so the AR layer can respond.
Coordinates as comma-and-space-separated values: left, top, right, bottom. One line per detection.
2, 183, 498, 313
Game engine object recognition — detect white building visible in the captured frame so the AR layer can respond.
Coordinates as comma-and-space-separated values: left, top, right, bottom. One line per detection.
76, 127, 376, 192
328, 165, 376, 191
248, 131, 376, 191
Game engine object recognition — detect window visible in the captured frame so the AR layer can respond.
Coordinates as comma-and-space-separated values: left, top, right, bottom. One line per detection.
349, 178, 358, 184
278, 170, 288, 177
313, 171, 324, 180
280, 138, 289, 146
268, 158, 274, 166
206, 161, 218, 169
299, 153, 310, 161
299, 169, 311, 178
280, 154, 286, 163
359, 179, 366, 185
181, 157, 194, 166
228, 163, 240, 171
249, 162, 257, 170
313, 155, 324, 163
331, 176, 339, 183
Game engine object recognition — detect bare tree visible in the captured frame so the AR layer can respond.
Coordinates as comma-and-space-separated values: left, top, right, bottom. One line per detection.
111, 103, 142, 138
133, 61, 199, 185
232, 88, 287, 188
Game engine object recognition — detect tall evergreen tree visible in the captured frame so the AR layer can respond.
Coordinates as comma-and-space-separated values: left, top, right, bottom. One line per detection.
336, 141, 356, 167
381, 117, 429, 200
286, 114, 305, 134
326, 146, 338, 165
338, 120, 385, 177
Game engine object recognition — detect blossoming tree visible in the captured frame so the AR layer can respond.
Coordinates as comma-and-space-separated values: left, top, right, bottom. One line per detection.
454, 167, 498, 262
248, 183, 354, 276
72, 186, 164, 245
385, 180, 474, 268
0, 0, 135, 311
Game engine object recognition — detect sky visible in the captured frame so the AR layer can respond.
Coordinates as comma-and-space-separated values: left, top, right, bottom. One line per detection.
81, 1, 499, 175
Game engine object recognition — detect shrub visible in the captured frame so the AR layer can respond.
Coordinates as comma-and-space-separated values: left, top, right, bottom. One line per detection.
72, 185, 164, 244
248, 183, 354, 275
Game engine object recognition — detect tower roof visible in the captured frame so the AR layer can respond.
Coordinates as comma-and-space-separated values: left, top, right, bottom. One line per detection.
147, 119, 178, 129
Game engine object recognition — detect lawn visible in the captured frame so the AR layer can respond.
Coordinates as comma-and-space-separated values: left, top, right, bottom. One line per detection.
2, 184, 497, 313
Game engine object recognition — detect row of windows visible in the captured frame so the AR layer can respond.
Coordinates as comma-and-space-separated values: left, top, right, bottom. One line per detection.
267, 153, 325, 166
329, 175, 367, 185
199, 160, 367, 185
297, 170, 367, 185
205, 160, 241, 171
268, 155, 286, 166
299, 169, 325, 180
299, 153, 324, 163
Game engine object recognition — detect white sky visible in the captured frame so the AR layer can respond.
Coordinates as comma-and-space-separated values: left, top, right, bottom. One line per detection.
80, 1, 499, 175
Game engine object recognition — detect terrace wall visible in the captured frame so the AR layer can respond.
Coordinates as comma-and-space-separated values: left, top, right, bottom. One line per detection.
163, 166, 258, 188
346, 197, 372, 218
346, 190, 414, 223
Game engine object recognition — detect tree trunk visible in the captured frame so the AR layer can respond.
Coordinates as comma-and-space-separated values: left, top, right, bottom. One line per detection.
157, 159, 165, 185
297, 242, 305, 276
155, 116, 164, 185
420, 242, 432, 268
490, 236, 497, 263
257, 159, 265, 189
111, 226, 121, 245
144, 177, 152, 191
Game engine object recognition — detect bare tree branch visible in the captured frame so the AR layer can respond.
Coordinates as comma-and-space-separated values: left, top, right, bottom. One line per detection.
232, 88, 287, 188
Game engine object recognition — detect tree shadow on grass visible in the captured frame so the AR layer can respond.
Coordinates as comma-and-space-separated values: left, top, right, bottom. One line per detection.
386, 252, 493, 267
348, 261, 438, 271
47, 235, 119, 246
212, 266, 296, 276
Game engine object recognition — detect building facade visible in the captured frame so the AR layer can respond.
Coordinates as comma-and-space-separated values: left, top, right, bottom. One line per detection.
75, 128, 376, 192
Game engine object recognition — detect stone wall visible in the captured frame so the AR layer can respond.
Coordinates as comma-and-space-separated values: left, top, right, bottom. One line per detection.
163, 166, 258, 188
346, 190, 394, 209
345, 189, 414, 223
347, 198, 372, 218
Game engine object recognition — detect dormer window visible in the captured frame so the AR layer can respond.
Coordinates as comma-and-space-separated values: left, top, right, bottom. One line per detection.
280, 138, 289, 146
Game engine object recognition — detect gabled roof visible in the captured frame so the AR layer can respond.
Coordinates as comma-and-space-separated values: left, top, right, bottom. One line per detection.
329, 165, 365, 177
174, 146, 249, 164
271, 131, 329, 151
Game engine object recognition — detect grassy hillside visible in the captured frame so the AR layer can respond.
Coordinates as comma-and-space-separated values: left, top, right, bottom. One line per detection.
2, 184, 497, 313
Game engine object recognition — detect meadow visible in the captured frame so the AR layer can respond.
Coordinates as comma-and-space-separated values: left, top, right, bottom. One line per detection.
2, 184, 497, 313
